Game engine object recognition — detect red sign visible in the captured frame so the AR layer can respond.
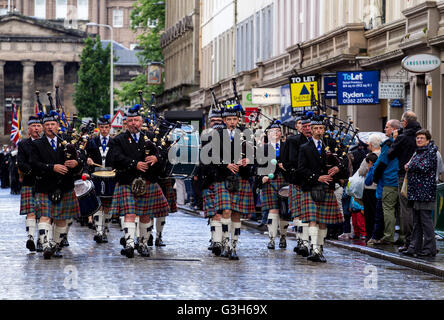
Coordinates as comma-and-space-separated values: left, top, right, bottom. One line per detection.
245, 107, 259, 123
111, 110, 124, 128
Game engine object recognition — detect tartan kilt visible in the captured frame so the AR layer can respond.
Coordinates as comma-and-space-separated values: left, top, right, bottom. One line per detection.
203, 184, 216, 218
213, 179, 255, 216
20, 186, 36, 216
289, 185, 302, 219
109, 182, 170, 218
35, 191, 81, 220
158, 178, 177, 213
261, 172, 286, 211
100, 197, 113, 210
299, 189, 343, 224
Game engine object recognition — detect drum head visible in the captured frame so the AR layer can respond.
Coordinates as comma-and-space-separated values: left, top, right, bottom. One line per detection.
278, 185, 290, 198
74, 180, 93, 197
92, 170, 116, 179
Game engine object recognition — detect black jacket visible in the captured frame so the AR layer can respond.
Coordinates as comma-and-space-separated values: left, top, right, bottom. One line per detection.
111, 130, 161, 185
257, 141, 286, 178
31, 136, 82, 194
388, 121, 421, 176
284, 133, 309, 185
85, 135, 115, 172
17, 138, 36, 187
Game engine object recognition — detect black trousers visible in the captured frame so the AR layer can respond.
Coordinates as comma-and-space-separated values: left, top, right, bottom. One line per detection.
363, 189, 377, 241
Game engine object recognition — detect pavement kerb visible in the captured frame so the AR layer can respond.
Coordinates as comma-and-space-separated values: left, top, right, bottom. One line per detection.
178, 205, 444, 278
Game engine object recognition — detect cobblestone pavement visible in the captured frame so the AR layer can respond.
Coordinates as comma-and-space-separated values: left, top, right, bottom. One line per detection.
1, 188, 443, 300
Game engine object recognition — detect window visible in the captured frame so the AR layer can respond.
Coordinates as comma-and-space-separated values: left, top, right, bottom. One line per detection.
148, 18, 158, 28
77, 0, 88, 20
34, 0, 46, 19
56, 0, 67, 19
0, 8, 8, 15
113, 9, 124, 28
130, 43, 138, 50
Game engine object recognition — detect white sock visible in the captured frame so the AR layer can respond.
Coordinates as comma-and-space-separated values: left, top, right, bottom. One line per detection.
135, 216, 140, 239
48, 223, 54, 242
66, 219, 73, 234
213, 220, 222, 244
300, 222, 310, 245
104, 213, 112, 234
93, 212, 104, 234
53, 225, 66, 245
156, 217, 166, 238
267, 212, 279, 239
26, 218, 36, 239
119, 216, 125, 231
123, 221, 136, 248
231, 221, 241, 242
38, 222, 52, 249
280, 219, 289, 237
210, 219, 216, 243
220, 217, 231, 246
318, 229, 327, 248
139, 222, 153, 246
309, 226, 319, 251
293, 219, 301, 240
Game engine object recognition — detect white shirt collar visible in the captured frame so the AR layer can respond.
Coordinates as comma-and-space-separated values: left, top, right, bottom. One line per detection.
47, 136, 57, 144
100, 135, 110, 141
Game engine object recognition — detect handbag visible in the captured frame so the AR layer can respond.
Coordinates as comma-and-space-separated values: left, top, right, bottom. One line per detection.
131, 177, 147, 197
311, 184, 327, 202
48, 189, 63, 204
225, 175, 240, 193
401, 174, 408, 198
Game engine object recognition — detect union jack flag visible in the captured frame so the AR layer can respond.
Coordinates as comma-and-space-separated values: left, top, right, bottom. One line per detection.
10, 102, 20, 146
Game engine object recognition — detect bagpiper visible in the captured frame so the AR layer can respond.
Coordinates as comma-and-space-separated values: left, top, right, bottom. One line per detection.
110, 105, 170, 258
17, 115, 43, 252
297, 115, 347, 263
31, 110, 82, 259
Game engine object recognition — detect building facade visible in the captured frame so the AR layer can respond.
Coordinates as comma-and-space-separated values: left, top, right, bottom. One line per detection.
159, 0, 200, 110
190, 0, 444, 150
0, 0, 140, 49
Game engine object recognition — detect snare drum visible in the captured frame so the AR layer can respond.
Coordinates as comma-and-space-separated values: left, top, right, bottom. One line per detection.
92, 169, 117, 198
74, 180, 101, 217
166, 126, 200, 180
278, 185, 292, 222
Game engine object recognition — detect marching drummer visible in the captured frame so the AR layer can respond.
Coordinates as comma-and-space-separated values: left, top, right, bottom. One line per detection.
31, 111, 82, 259
110, 105, 170, 258
258, 120, 290, 250
86, 115, 115, 244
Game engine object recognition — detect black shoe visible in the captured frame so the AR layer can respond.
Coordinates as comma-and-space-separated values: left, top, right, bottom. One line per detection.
212, 243, 222, 256
43, 246, 53, 260
102, 234, 108, 243
36, 240, 43, 253
401, 250, 417, 258
307, 249, 323, 263
318, 252, 327, 263
221, 246, 230, 258
417, 252, 436, 258
147, 234, 154, 247
122, 246, 134, 258
294, 240, 302, 254
398, 246, 409, 253
139, 245, 150, 257
60, 237, 69, 247
26, 237, 36, 252
299, 245, 310, 258
208, 240, 214, 251
229, 249, 239, 260
94, 234, 103, 244
279, 236, 287, 249
53, 245, 63, 258
120, 237, 126, 247
267, 239, 275, 250
88, 222, 95, 230
155, 237, 166, 247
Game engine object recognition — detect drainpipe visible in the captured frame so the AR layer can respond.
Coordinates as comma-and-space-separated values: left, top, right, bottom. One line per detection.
233, 0, 238, 77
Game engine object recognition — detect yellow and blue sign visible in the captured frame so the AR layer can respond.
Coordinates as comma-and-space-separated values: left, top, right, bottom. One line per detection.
337, 71, 380, 105
289, 75, 318, 108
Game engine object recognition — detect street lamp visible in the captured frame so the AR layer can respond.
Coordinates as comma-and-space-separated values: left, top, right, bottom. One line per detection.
85, 22, 114, 120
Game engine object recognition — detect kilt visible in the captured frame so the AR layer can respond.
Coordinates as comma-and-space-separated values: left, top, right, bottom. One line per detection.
20, 186, 36, 216
35, 191, 81, 220
213, 179, 254, 216
203, 184, 216, 218
299, 189, 343, 225
100, 197, 113, 210
289, 185, 302, 219
261, 172, 286, 211
109, 182, 170, 218
158, 178, 177, 213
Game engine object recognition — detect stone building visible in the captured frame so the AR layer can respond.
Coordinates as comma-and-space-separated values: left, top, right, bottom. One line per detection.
158, 0, 200, 111
0, 0, 140, 49
0, 13, 86, 143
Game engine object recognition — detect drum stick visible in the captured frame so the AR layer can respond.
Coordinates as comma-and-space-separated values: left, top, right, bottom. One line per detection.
92, 163, 106, 169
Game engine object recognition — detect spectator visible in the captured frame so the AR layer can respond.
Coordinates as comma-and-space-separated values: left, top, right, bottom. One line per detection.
349, 197, 366, 240
358, 134, 383, 243
403, 130, 440, 257
373, 120, 401, 245
365, 153, 384, 245
388, 111, 421, 252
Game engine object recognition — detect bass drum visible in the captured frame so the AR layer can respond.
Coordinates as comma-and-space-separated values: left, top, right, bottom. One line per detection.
164, 126, 200, 180
278, 185, 292, 222
92, 168, 116, 198
74, 180, 101, 217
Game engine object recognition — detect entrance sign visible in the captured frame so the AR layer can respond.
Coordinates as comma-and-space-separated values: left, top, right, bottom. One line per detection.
402, 54, 441, 73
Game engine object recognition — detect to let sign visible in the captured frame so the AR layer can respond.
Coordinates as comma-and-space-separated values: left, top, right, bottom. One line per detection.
289, 75, 318, 108
378, 82, 405, 100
